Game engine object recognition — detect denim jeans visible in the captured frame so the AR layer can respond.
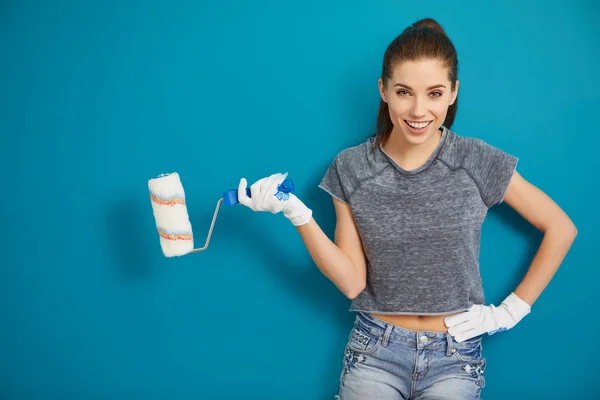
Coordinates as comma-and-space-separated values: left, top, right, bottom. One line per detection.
336, 312, 486, 399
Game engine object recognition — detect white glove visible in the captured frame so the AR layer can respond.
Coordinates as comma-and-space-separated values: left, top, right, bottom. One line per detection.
444, 292, 531, 343
237, 172, 313, 226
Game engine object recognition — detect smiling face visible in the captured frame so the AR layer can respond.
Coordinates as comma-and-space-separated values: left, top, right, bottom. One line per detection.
378, 58, 459, 147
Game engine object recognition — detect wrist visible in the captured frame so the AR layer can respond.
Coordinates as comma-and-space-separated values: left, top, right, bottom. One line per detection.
502, 292, 531, 322
283, 194, 312, 226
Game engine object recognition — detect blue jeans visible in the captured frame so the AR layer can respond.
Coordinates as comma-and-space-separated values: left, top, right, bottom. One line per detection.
336, 312, 486, 399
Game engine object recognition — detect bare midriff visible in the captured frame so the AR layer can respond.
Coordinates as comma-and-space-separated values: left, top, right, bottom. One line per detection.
370, 312, 460, 333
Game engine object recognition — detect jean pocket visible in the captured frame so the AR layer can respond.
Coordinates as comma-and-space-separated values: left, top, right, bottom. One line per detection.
452, 340, 483, 363
346, 322, 382, 354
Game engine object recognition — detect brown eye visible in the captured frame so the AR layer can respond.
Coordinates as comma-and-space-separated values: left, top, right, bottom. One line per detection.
396, 90, 410, 96
430, 91, 442, 97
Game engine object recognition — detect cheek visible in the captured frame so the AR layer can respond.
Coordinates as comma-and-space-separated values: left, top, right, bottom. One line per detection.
387, 99, 411, 119
431, 101, 451, 117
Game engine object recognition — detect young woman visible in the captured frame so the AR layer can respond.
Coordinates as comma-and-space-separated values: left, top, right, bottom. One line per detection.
237, 18, 577, 399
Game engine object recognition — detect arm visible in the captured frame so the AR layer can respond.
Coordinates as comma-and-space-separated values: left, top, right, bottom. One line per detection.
445, 170, 578, 342
296, 198, 367, 299
237, 173, 367, 299
503, 170, 578, 305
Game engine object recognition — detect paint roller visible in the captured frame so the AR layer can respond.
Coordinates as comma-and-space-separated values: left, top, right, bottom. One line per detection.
148, 172, 295, 257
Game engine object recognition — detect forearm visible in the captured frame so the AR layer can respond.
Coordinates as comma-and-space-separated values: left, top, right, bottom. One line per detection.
295, 218, 365, 299
513, 221, 578, 306
236, 175, 365, 298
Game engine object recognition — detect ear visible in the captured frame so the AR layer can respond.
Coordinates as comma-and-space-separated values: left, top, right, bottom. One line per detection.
378, 78, 388, 103
450, 80, 460, 105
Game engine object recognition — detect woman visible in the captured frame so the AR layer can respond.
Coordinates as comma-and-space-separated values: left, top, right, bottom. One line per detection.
237, 18, 577, 399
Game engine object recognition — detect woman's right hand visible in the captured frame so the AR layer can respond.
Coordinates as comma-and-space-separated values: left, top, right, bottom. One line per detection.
237, 172, 312, 226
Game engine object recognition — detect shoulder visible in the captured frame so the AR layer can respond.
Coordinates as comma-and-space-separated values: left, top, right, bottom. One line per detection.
439, 127, 519, 207
332, 135, 388, 179
320, 136, 389, 201
334, 136, 375, 162
439, 129, 515, 169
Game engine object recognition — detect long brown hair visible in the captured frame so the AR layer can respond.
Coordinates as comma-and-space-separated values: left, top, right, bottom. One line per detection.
374, 18, 459, 149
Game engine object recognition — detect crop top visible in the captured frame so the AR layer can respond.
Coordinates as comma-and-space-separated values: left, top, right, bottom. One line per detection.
318, 125, 518, 315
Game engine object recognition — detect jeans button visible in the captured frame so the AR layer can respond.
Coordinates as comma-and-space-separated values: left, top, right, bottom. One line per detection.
420, 335, 429, 345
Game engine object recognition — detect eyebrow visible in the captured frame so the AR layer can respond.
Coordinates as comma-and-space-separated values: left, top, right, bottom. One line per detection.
394, 83, 446, 90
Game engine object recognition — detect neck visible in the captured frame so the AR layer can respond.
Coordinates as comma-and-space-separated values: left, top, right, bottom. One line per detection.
382, 127, 443, 171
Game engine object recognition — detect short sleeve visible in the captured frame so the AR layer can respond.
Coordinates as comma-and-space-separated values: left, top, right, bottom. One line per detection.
318, 155, 349, 204
467, 139, 519, 207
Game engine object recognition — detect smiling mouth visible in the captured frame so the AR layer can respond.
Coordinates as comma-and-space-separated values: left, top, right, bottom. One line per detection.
404, 120, 432, 129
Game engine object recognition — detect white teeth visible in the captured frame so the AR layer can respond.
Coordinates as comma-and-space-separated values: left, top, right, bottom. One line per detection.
406, 121, 431, 129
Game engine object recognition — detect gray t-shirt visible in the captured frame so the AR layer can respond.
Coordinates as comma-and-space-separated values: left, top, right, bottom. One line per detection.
318, 126, 518, 315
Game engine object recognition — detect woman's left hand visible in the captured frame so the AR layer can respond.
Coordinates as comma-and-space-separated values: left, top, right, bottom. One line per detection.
444, 293, 531, 343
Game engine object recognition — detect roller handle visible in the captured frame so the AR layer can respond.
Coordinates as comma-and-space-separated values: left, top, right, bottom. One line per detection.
222, 179, 295, 206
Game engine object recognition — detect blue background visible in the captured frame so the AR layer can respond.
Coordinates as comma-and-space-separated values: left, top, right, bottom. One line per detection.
1, 0, 597, 398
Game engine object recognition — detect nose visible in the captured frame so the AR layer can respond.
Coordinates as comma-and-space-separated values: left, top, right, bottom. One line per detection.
410, 96, 427, 118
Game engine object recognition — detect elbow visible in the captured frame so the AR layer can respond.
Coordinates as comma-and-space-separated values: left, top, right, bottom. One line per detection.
345, 280, 366, 300
546, 219, 578, 243
567, 223, 578, 242
559, 219, 578, 242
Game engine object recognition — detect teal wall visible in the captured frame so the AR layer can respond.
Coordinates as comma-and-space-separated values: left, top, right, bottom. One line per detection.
1, 0, 597, 398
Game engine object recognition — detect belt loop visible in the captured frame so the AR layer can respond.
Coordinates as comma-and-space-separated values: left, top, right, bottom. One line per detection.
382, 324, 393, 347
446, 333, 454, 356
